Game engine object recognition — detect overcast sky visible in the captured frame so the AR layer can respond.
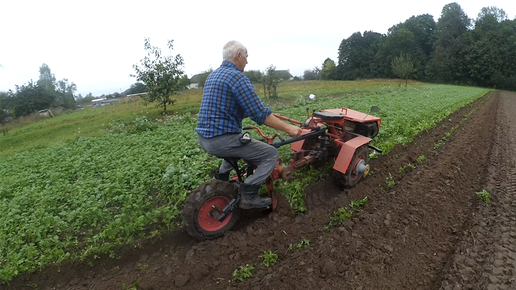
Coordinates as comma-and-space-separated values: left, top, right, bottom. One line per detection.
1, 0, 515, 96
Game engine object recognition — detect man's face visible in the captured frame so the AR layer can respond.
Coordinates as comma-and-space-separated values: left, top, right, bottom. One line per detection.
236, 50, 248, 72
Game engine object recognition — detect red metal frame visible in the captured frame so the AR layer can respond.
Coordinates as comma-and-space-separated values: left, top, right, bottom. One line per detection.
243, 107, 381, 203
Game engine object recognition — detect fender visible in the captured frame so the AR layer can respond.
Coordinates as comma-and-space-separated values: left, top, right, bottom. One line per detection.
333, 136, 371, 174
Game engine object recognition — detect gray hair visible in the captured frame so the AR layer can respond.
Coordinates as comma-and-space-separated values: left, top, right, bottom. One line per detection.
223, 41, 247, 61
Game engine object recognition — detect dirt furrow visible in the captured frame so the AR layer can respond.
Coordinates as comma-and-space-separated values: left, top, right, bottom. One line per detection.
439, 92, 516, 290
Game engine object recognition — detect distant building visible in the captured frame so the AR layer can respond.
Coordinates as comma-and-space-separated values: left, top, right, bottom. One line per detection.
188, 74, 203, 89
92, 99, 120, 108
275, 70, 293, 81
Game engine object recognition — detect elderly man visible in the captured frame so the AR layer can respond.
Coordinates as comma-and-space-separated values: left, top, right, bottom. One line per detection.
195, 40, 302, 209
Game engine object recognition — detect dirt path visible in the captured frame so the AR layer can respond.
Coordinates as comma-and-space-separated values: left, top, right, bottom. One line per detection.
6, 91, 516, 290
439, 91, 516, 290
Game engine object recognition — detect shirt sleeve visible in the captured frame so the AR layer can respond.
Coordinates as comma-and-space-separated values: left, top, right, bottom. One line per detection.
233, 76, 272, 125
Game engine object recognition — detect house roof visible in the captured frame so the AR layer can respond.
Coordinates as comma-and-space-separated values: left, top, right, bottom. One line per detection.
275, 70, 293, 80
190, 74, 203, 83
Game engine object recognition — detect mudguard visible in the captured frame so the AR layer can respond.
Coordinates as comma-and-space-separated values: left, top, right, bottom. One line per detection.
334, 136, 371, 174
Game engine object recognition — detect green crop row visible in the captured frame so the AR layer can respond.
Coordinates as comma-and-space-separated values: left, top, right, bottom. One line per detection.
0, 84, 489, 283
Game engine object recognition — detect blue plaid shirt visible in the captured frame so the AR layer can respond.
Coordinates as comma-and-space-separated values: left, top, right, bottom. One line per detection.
195, 61, 272, 138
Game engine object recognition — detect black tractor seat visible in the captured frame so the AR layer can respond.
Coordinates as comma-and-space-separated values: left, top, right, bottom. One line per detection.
313, 111, 344, 120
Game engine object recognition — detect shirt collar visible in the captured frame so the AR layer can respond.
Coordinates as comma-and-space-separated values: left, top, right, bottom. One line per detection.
222, 60, 239, 71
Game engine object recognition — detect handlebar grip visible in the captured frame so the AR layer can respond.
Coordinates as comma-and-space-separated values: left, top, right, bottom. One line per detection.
242, 126, 251, 130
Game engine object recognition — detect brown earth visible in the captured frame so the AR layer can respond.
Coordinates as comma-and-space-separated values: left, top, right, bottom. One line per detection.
5, 91, 516, 290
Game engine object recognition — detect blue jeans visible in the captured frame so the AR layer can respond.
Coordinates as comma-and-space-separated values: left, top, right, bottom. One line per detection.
197, 133, 278, 185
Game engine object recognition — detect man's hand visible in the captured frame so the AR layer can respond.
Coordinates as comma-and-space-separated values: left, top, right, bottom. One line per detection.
287, 125, 302, 138
264, 114, 302, 138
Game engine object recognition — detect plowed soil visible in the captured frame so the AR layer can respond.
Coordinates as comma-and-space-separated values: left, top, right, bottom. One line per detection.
5, 91, 516, 290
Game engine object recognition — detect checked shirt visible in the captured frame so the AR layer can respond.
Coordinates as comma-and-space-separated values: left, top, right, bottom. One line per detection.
195, 61, 272, 138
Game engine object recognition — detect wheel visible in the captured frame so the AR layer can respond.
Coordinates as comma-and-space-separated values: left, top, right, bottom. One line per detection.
333, 145, 369, 189
182, 180, 240, 240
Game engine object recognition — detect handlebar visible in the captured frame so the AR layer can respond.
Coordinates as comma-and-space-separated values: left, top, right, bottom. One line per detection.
242, 125, 324, 148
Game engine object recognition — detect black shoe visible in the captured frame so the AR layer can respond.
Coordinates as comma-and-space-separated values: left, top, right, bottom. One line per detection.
214, 171, 230, 181
239, 183, 272, 209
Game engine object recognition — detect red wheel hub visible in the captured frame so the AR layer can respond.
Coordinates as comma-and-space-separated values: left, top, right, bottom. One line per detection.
197, 196, 232, 231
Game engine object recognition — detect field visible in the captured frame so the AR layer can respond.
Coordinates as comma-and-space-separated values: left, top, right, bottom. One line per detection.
3, 80, 514, 289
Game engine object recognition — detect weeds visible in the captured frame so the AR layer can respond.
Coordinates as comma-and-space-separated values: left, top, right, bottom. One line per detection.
476, 190, 490, 204
260, 251, 279, 267
386, 173, 396, 189
325, 197, 369, 230
288, 237, 310, 251
122, 278, 141, 290
416, 155, 427, 163
233, 264, 255, 282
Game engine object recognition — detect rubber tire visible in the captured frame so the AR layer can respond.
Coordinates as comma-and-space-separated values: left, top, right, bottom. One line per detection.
333, 145, 369, 189
183, 180, 240, 241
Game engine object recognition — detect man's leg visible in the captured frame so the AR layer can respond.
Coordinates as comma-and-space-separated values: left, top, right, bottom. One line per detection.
198, 134, 278, 208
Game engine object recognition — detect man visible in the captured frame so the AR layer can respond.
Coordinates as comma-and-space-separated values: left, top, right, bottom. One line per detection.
195, 40, 302, 209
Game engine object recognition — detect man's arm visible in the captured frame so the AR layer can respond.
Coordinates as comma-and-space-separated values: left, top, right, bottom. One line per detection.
263, 114, 302, 138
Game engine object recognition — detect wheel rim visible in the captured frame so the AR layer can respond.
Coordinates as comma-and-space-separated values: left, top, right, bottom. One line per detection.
197, 196, 232, 232
350, 154, 366, 181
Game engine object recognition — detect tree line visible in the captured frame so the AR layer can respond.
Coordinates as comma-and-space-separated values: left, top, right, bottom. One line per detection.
323, 3, 516, 90
0, 64, 77, 122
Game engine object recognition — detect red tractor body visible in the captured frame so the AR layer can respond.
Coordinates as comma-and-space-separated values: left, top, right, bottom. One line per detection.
183, 106, 382, 240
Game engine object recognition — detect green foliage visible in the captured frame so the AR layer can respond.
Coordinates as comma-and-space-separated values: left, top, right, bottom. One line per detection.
288, 237, 310, 251
476, 190, 490, 204
122, 83, 147, 96
122, 278, 141, 290
303, 67, 321, 80
132, 38, 188, 112
386, 173, 396, 189
260, 250, 279, 267
244, 70, 263, 83
321, 58, 337, 80
416, 155, 427, 163
233, 264, 254, 282
426, 3, 471, 83
338, 31, 382, 80
263, 65, 281, 99
391, 53, 415, 86
325, 197, 368, 230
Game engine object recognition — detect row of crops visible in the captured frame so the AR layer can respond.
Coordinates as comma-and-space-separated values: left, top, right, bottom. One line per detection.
0, 84, 489, 282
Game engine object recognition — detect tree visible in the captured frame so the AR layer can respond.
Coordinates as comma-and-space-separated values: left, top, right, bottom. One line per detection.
244, 70, 263, 83
11, 81, 54, 116
0, 91, 12, 123
122, 82, 147, 95
303, 67, 321, 80
321, 58, 337, 80
391, 53, 415, 86
132, 38, 187, 112
387, 14, 437, 79
337, 31, 382, 80
426, 3, 471, 83
262, 65, 281, 99
36, 64, 57, 107
375, 28, 419, 78
465, 7, 515, 89
56, 78, 77, 109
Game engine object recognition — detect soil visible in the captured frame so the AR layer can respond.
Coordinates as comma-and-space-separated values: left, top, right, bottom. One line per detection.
4, 91, 516, 290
